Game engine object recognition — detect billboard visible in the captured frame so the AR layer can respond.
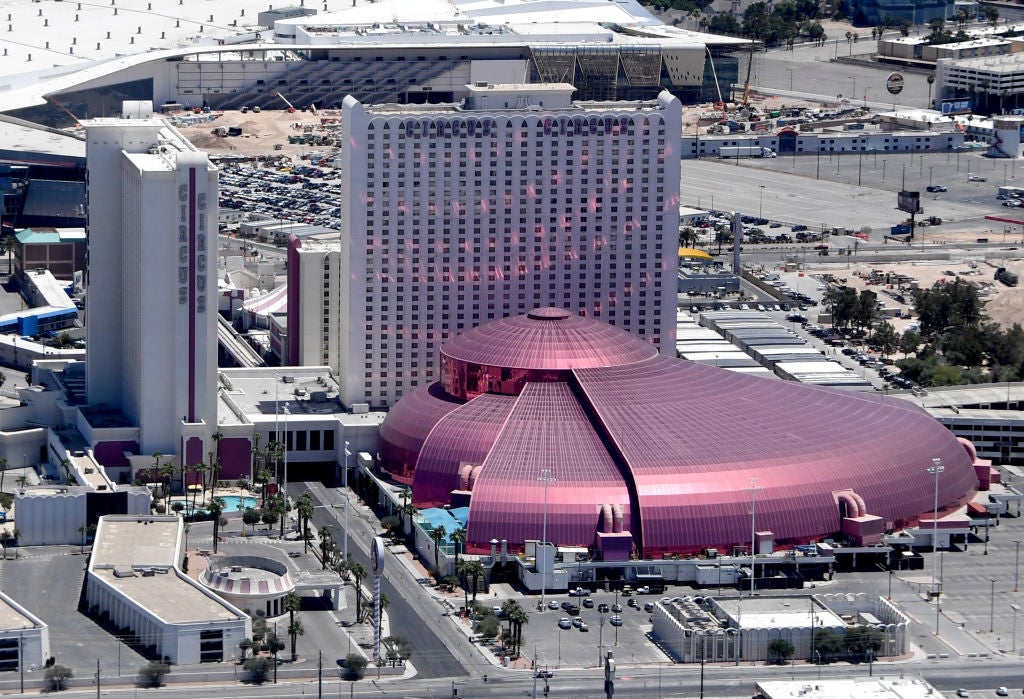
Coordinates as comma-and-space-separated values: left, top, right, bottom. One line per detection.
941, 99, 973, 115
898, 190, 922, 214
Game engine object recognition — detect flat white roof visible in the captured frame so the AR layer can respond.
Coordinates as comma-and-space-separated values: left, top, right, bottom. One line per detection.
757, 678, 940, 699
91, 516, 245, 624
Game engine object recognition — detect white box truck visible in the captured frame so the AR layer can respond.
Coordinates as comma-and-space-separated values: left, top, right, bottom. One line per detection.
720, 145, 776, 159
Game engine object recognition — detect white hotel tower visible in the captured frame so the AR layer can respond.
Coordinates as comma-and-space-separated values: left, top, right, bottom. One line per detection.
318, 84, 681, 408
83, 102, 219, 464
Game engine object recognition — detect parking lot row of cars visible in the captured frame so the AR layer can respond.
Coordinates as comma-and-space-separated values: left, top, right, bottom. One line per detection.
217, 161, 345, 231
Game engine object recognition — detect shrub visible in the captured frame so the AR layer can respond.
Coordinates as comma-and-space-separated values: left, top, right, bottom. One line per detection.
243, 656, 273, 684
137, 661, 170, 687
45, 664, 73, 691
342, 653, 367, 681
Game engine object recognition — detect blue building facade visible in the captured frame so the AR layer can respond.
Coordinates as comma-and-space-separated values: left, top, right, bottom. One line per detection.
851, 0, 952, 26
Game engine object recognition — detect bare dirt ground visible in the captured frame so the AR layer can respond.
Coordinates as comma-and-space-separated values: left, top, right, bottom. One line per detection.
174, 109, 342, 160
802, 256, 1024, 330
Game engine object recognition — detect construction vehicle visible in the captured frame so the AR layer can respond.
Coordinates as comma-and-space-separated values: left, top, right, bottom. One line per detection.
275, 92, 297, 113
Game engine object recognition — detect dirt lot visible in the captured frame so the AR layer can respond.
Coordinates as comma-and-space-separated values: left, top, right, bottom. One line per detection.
173, 108, 342, 160
803, 256, 1024, 330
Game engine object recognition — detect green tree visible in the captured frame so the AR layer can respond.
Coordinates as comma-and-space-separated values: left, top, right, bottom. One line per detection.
261, 505, 280, 531
297, 491, 314, 552
318, 525, 335, 570
342, 653, 367, 681
287, 618, 304, 662
77, 523, 96, 554
350, 561, 367, 622
209, 497, 226, 553
983, 5, 999, 26
397, 488, 418, 537
813, 628, 845, 662
476, 614, 500, 639
874, 320, 899, 359
45, 664, 73, 691
283, 592, 302, 660
503, 599, 529, 657
238, 637, 254, 661
381, 515, 401, 543
382, 635, 412, 667
137, 661, 170, 688
242, 506, 261, 533
243, 656, 272, 684
466, 559, 486, 603
450, 526, 467, 567
456, 558, 472, 611
429, 524, 448, 572
899, 329, 922, 357
768, 637, 795, 664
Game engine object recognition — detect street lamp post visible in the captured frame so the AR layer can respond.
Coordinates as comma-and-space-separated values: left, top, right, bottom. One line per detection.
1014, 540, 1021, 592
928, 458, 944, 635
598, 612, 605, 666
746, 478, 762, 598
991, 578, 998, 633
759, 185, 765, 220
1012, 604, 1020, 656
343, 441, 352, 563
537, 469, 556, 611
786, 68, 793, 91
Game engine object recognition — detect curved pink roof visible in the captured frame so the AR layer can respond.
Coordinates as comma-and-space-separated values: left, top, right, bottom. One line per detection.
440, 307, 658, 371
378, 309, 980, 555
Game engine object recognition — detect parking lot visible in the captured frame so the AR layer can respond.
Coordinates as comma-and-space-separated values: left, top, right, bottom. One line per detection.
494, 589, 673, 671
218, 161, 344, 234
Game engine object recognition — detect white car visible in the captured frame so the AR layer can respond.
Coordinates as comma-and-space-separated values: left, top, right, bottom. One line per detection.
995, 688, 1008, 697
558, 617, 572, 629
968, 174, 986, 182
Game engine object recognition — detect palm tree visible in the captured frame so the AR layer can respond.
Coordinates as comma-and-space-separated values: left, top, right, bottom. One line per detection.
150, 451, 162, 484
429, 524, 447, 573
209, 497, 226, 553
159, 461, 175, 512
210, 430, 223, 497
283, 592, 302, 661
456, 558, 471, 611
250, 431, 262, 485
77, 523, 95, 554
466, 560, 486, 603
397, 488, 417, 537
502, 600, 529, 657
318, 525, 334, 570
297, 492, 314, 552
450, 527, 466, 568
256, 468, 273, 507
350, 562, 367, 622
269, 494, 289, 539
0, 456, 8, 493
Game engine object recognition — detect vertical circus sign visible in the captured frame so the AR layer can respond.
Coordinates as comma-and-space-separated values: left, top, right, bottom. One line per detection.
371, 536, 385, 664
177, 178, 207, 313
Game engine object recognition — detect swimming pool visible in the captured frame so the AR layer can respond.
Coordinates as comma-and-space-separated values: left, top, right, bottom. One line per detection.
170, 495, 257, 514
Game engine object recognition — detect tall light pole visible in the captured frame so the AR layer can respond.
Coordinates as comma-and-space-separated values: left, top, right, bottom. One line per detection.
1014, 540, 1021, 592
746, 478, 762, 598
343, 441, 352, 563
928, 457, 944, 635
990, 577, 998, 633
537, 468, 556, 611
282, 402, 290, 531
1012, 604, 1020, 656
758, 185, 765, 220
786, 68, 793, 91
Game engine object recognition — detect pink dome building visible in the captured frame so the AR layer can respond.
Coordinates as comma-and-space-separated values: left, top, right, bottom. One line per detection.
378, 309, 980, 560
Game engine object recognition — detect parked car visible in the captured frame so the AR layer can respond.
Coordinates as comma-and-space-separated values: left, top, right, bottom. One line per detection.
583, 598, 594, 608
968, 174, 986, 182
598, 603, 610, 613
549, 601, 560, 610
579, 622, 590, 632
558, 617, 572, 629
570, 587, 587, 596
609, 615, 624, 626
926, 184, 947, 192
612, 603, 623, 613
536, 669, 554, 679
628, 598, 639, 608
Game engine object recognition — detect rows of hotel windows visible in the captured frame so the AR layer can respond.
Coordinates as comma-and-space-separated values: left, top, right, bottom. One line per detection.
354, 113, 672, 405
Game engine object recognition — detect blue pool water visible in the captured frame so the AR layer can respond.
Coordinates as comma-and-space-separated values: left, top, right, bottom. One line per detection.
171, 495, 256, 513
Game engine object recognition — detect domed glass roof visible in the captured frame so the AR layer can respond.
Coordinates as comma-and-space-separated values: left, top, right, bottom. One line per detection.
440, 307, 659, 371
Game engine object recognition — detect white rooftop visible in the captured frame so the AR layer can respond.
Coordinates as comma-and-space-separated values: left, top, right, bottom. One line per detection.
0, 0, 746, 114
757, 678, 940, 699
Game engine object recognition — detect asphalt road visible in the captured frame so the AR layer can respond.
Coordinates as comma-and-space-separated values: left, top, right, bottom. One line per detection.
295, 482, 471, 681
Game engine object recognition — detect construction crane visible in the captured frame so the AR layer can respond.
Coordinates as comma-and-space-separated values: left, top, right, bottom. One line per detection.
46, 96, 81, 127
741, 45, 754, 107
275, 92, 297, 113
